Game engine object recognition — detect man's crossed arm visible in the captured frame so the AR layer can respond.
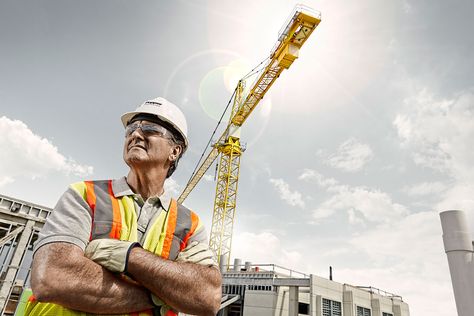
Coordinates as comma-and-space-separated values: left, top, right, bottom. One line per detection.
31, 242, 152, 314
31, 240, 222, 315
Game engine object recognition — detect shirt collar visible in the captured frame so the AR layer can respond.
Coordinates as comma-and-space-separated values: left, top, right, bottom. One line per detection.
111, 176, 172, 211
112, 176, 134, 197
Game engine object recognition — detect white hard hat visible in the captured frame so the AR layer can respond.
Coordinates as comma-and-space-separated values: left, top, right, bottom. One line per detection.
121, 97, 188, 147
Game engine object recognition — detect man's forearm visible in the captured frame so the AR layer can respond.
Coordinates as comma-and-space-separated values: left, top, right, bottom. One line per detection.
127, 247, 222, 316
31, 243, 153, 314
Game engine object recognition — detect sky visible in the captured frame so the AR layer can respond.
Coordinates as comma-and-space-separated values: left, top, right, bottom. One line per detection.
0, 0, 473, 315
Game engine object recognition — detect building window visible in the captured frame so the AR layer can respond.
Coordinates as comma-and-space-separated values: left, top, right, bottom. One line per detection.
322, 298, 342, 316
382, 313, 393, 316
298, 302, 309, 315
356, 306, 371, 316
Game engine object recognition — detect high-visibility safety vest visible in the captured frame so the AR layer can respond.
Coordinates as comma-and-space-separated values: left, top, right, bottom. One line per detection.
21, 180, 200, 316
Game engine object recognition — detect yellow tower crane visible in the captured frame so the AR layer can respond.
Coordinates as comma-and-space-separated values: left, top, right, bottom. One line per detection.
178, 5, 321, 268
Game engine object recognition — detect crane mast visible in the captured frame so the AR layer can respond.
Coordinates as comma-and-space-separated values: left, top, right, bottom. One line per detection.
178, 5, 321, 268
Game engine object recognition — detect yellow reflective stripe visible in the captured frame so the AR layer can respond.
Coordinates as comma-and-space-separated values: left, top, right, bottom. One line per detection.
24, 301, 88, 315
195, 216, 203, 232
24, 300, 153, 316
15, 288, 31, 315
142, 210, 168, 255
70, 182, 87, 200
24, 284, 153, 316
118, 196, 138, 242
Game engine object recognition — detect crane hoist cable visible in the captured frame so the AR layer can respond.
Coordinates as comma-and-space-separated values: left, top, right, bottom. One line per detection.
185, 56, 270, 188
241, 56, 270, 80
186, 87, 236, 187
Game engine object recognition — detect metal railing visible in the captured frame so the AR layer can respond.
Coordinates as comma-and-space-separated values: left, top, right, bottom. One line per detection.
229, 263, 308, 278
0, 194, 51, 221
356, 286, 403, 300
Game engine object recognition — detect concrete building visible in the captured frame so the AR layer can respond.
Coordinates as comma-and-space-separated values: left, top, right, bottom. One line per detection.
0, 194, 409, 316
220, 262, 410, 316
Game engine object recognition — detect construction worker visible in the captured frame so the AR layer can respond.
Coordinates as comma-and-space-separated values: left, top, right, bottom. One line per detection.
21, 97, 222, 316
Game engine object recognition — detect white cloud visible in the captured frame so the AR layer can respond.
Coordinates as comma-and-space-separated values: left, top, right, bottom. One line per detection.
202, 174, 214, 182
164, 177, 180, 196
436, 182, 474, 229
301, 169, 408, 224
315, 185, 409, 224
326, 138, 374, 172
347, 209, 364, 225
311, 207, 335, 223
298, 169, 339, 188
269, 178, 305, 208
0, 116, 93, 186
394, 89, 474, 181
232, 231, 302, 270
394, 88, 474, 222
403, 181, 447, 196
0, 176, 14, 187
350, 211, 442, 265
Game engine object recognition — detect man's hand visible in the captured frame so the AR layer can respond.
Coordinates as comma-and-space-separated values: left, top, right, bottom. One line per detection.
176, 240, 217, 267
84, 239, 140, 273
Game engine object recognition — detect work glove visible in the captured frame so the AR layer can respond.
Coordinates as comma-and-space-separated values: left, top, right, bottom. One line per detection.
176, 240, 218, 267
84, 239, 141, 273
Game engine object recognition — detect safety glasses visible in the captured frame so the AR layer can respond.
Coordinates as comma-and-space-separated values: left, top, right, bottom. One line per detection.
125, 122, 172, 139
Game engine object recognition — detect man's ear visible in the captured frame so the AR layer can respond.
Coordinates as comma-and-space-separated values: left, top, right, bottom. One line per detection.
169, 144, 182, 162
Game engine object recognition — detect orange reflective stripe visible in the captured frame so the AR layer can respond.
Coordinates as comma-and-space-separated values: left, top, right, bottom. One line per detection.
85, 181, 96, 241
161, 200, 178, 259
108, 180, 122, 239
180, 211, 199, 251
85, 181, 96, 212
28, 294, 36, 302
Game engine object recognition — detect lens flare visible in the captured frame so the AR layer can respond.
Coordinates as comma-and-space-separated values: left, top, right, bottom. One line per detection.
198, 66, 230, 122
198, 58, 252, 122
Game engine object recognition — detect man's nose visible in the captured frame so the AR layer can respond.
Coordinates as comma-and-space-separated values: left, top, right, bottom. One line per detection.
130, 126, 145, 139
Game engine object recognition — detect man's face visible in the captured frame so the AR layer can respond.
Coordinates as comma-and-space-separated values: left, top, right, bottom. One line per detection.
123, 119, 178, 169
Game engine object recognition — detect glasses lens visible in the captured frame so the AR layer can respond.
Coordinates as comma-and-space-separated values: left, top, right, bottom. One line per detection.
141, 124, 166, 136
125, 123, 139, 137
125, 122, 168, 138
